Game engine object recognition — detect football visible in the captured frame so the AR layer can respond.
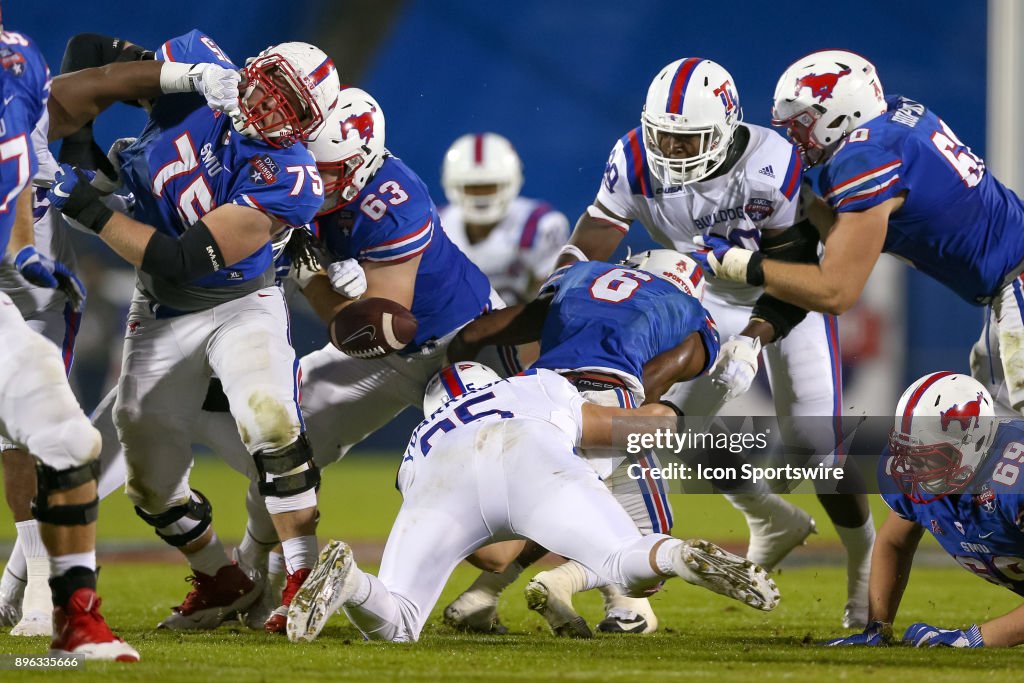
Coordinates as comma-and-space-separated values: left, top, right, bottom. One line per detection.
329, 297, 419, 359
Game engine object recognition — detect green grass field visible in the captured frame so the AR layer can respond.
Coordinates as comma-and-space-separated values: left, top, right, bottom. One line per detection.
1, 456, 1019, 681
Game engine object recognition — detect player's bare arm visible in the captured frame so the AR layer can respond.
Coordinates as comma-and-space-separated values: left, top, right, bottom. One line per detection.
4, 187, 35, 256
556, 200, 629, 268
48, 62, 166, 139
303, 255, 420, 324
48, 57, 240, 141
763, 197, 899, 314
867, 510, 923, 627
447, 298, 550, 362
579, 400, 675, 449
641, 333, 708, 401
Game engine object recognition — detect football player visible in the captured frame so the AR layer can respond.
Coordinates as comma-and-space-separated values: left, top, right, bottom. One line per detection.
173, 88, 527, 632
45, 29, 341, 633
440, 132, 570, 305
0, 20, 138, 660
443, 250, 719, 636
827, 372, 1024, 648
702, 50, 1024, 416
552, 57, 873, 628
285, 361, 779, 644
0, 32, 142, 636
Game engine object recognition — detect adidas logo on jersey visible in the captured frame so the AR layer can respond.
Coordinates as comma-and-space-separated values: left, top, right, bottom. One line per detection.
758, 165, 775, 178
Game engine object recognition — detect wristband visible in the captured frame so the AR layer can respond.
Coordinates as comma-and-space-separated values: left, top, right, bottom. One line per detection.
746, 252, 765, 287
159, 62, 200, 94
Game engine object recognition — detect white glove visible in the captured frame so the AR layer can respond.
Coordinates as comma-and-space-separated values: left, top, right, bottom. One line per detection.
90, 137, 137, 195
328, 259, 367, 299
160, 62, 241, 116
711, 335, 762, 400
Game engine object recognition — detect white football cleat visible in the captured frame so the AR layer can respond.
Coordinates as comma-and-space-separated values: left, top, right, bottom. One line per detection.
443, 591, 508, 634
745, 499, 816, 570
524, 570, 592, 638
286, 540, 361, 643
673, 539, 780, 611
11, 610, 51, 636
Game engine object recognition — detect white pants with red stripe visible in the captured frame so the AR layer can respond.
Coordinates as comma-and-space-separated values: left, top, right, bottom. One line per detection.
346, 419, 669, 642
0, 292, 100, 471
114, 286, 303, 513
972, 276, 1024, 415
581, 387, 673, 535
664, 286, 843, 467
0, 297, 80, 452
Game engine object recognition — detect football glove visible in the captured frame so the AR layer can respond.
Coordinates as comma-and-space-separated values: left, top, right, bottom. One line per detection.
902, 622, 984, 648
47, 164, 114, 234
711, 335, 762, 400
160, 62, 241, 117
328, 259, 367, 299
822, 620, 892, 646
692, 234, 765, 286
13, 246, 86, 312
89, 137, 137, 195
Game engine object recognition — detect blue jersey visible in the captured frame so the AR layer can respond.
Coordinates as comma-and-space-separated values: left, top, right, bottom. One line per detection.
535, 261, 719, 392
313, 154, 492, 352
117, 30, 323, 289
881, 420, 1024, 596
0, 31, 50, 253
819, 95, 1024, 304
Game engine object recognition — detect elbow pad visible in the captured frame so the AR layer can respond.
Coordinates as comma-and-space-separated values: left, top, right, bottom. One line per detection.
751, 293, 808, 341
141, 220, 226, 286
761, 220, 820, 264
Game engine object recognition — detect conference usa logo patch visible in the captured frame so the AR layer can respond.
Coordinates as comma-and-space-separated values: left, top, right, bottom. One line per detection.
744, 197, 774, 222
973, 483, 996, 513
248, 154, 279, 186
0, 47, 25, 76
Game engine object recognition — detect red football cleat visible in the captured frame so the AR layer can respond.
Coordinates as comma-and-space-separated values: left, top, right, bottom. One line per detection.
50, 588, 139, 662
158, 563, 259, 630
264, 568, 311, 634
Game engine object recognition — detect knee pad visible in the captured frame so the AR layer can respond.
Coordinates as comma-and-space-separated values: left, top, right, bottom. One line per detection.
134, 489, 212, 547
31, 460, 100, 526
253, 434, 320, 497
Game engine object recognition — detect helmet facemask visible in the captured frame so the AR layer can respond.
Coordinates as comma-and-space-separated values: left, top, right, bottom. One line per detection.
448, 182, 517, 225
316, 151, 369, 215
642, 109, 734, 186
888, 431, 980, 503
236, 54, 323, 148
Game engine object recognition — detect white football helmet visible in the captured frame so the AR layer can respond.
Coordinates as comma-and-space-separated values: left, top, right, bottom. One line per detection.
423, 362, 502, 415
642, 58, 741, 186
307, 88, 386, 214
235, 41, 341, 147
442, 133, 523, 224
771, 50, 887, 167
622, 249, 706, 302
888, 372, 995, 503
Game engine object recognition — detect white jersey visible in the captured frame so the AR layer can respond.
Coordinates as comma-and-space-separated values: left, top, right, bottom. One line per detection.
440, 197, 569, 304
403, 369, 585, 463
597, 123, 803, 306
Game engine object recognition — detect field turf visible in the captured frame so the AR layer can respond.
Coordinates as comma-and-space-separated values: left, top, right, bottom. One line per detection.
0, 456, 1019, 681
